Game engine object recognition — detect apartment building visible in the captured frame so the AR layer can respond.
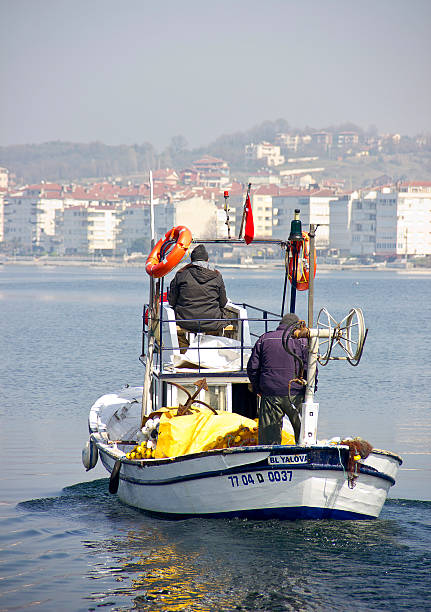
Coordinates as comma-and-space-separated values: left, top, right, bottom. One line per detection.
0, 167, 9, 189
191, 156, 230, 188
272, 189, 338, 249
396, 183, 431, 256
245, 142, 285, 167
3, 185, 64, 252
275, 133, 301, 152
311, 132, 333, 148
350, 190, 378, 256
251, 185, 279, 237
335, 132, 359, 148
0, 192, 5, 242
351, 183, 431, 257
59, 205, 119, 255
174, 196, 219, 239
116, 196, 220, 253
328, 193, 355, 254
116, 203, 174, 255
57, 206, 90, 254
248, 170, 281, 186
272, 190, 310, 241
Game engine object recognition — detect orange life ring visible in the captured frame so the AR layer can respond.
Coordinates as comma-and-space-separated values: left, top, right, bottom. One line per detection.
145, 226, 192, 278
288, 232, 316, 291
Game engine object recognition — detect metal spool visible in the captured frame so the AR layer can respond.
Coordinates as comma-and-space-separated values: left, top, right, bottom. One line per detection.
317, 307, 367, 366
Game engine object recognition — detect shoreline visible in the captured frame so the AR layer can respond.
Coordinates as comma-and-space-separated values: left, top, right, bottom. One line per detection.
1, 257, 430, 274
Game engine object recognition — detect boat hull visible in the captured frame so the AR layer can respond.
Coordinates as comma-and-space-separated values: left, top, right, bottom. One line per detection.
97, 444, 399, 520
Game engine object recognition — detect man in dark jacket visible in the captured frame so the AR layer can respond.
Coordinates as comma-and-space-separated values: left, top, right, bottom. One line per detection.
168, 244, 228, 334
247, 313, 312, 445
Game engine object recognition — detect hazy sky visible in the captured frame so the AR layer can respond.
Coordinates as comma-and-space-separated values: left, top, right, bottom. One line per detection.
1, 0, 430, 150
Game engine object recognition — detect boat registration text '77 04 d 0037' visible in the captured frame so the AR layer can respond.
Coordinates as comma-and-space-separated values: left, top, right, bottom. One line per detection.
227, 471, 293, 488
268, 454, 308, 465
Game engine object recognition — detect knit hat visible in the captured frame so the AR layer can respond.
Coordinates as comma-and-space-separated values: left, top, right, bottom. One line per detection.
280, 313, 299, 327
191, 244, 209, 261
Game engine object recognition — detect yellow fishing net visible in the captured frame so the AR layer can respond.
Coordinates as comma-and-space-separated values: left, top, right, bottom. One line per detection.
154, 406, 294, 458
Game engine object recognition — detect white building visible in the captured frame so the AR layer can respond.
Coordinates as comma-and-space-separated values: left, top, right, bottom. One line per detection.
245, 142, 285, 167
375, 189, 397, 257
0, 168, 8, 189
0, 192, 5, 243
396, 183, 431, 256
117, 196, 220, 254
87, 206, 118, 253
276, 133, 301, 152
59, 205, 119, 254
248, 171, 281, 186
3, 191, 37, 252
3, 185, 64, 253
116, 203, 174, 255
350, 190, 378, 256
350, 183, 431, 257
215, 207, 236, 239
272, 190, 310, 241
272, 189, 338, 249
328, 193, 357, 254
174, 196, 218, 240
251, 186, 280, 238
58, 206, 89, 254
308, 191, 339, 249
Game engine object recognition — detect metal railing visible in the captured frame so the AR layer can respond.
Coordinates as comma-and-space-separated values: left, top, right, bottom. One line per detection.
141, 303, 283, 374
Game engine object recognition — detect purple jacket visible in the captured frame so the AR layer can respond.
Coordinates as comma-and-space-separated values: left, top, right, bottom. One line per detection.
247, 323, 314, 396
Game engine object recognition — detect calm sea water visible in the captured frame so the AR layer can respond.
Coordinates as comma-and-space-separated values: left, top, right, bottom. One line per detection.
1, 264, 430, 611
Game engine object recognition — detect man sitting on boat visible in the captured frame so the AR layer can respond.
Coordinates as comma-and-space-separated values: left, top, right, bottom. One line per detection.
247, 313, 312, 445
168, 244, 228, 347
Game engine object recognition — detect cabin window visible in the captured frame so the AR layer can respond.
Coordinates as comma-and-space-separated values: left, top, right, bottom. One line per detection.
163, 382, 230, 412
206, 385, 228, 412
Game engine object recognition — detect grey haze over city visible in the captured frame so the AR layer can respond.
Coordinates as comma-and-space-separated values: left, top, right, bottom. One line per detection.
1, 0, 430, 150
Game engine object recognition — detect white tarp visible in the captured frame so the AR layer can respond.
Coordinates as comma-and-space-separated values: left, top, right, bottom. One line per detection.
172, 335, 251, 371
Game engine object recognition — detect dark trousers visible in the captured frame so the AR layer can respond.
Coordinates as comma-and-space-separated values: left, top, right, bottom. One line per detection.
258, 393, 304, 445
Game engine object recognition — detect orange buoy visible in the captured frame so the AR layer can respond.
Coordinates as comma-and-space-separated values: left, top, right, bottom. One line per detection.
288, 231, 316, 291
145, 226, 192, 278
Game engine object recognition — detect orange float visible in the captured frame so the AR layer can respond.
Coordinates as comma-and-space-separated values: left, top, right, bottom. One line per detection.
288, 231, 316, 291
145, 226, 192, 278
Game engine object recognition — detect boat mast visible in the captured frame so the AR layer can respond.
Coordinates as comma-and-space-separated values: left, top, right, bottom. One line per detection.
141, 170, 157, 425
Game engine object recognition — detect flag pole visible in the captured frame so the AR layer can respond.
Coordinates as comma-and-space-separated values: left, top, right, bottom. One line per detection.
223, 190, 231, 239
238, 182, 251, 239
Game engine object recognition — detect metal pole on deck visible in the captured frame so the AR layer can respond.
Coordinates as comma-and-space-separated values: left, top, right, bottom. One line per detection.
238, 183, 251, 239
288, 209, 302, 314
307, 224, 316, 328
301, 224, 319, 444
141, 170, 157, 426
280, 247, 289, 317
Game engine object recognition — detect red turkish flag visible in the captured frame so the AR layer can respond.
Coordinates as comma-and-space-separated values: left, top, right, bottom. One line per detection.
244, 193, 254, 245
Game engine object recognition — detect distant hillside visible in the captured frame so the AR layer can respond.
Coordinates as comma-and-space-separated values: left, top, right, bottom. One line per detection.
0, 119, 292, 184
1, 119, 430, 188
0, 141, 157, 185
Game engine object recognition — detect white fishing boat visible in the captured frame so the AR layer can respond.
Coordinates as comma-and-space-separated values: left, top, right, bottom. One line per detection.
82, 199, 402, 520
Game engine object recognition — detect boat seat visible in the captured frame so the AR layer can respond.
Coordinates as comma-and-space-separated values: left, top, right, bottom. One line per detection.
222, 324, 235, 339
176, 323, 235, 348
